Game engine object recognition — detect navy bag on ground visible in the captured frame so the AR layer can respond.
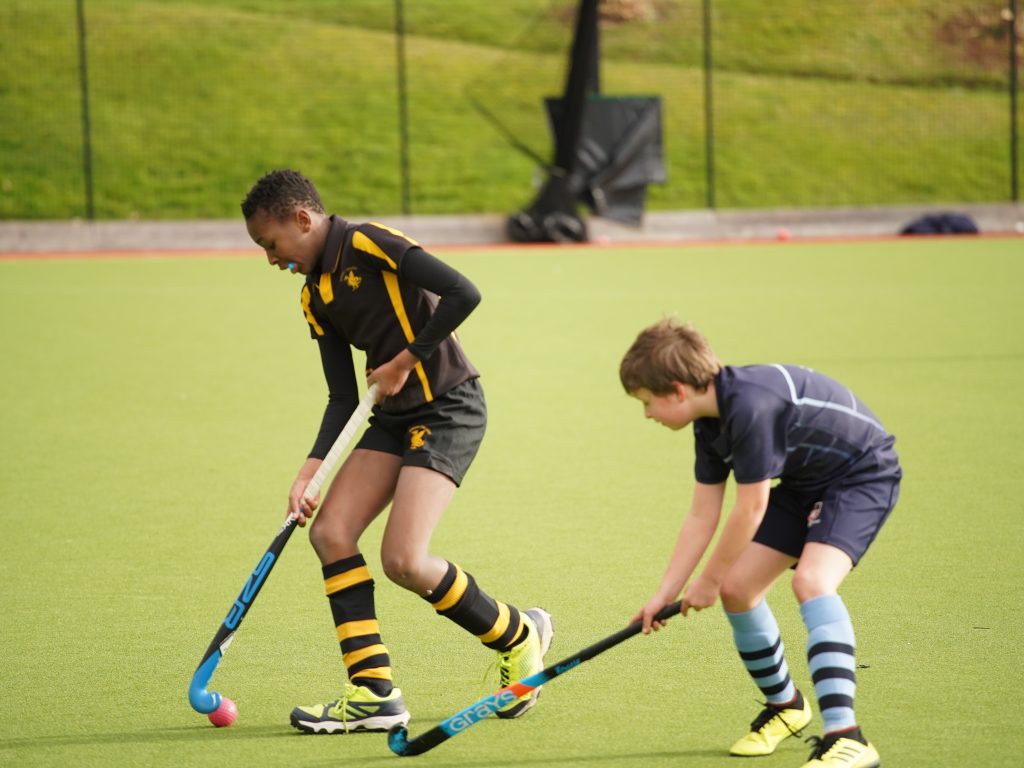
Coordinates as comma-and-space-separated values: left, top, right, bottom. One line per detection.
900, 213, 979, 235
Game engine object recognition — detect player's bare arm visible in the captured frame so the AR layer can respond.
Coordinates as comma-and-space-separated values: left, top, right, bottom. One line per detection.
636, 481, 726, 633
683, 479, 771, 614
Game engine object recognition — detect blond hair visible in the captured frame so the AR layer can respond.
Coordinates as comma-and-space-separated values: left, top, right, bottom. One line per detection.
619, 319, 721, 394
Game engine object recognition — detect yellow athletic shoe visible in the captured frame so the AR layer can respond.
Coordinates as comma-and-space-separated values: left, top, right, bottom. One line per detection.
801, 729, 880, 767
729, 695, 813, 756
290, 682, 410, 734
494, 607, 553, 719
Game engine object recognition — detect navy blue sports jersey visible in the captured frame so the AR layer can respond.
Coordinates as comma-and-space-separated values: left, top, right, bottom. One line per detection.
693, 365, 900, 491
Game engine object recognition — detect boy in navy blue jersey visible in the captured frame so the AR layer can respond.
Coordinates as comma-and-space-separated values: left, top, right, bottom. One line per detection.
621, 319, 899, 768
241, 169, 552, 734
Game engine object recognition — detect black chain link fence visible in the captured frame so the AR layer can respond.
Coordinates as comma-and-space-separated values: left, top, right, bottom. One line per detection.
1, 0, 1019, 220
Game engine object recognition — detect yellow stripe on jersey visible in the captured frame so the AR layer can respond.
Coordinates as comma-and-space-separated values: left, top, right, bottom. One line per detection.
368, 222, 419, 247
432, 564, 469, 612
318, 271, 334, 305
301, 285, 325, 336
477, 601, 512, 644
352, 231, 398, 270
382, 271, 434, 402
336, 618, 380, 643
324, 564, 371, 595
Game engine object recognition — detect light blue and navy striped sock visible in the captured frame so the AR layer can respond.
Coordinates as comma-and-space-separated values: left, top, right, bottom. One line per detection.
726, 599, 797, 706
801, 594, 857, 733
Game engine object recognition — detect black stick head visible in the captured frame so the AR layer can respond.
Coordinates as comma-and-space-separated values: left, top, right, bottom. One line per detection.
387, 724, 410, 756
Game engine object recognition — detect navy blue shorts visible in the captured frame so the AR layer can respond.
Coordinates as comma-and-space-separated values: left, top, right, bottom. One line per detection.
355, 378, 486, 487
753, 475, 900, 565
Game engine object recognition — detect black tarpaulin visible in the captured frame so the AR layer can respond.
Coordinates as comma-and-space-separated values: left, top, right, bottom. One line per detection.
546, 95, 665, 226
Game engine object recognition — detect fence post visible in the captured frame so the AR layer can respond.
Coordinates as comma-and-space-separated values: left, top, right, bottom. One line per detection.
703, 0, 715, 209
394, 0, 411, 214
1010, 0, 1019, 201
76, 0, 95, 219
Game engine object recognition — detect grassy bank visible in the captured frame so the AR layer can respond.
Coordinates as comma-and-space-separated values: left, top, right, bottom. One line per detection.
1, 0, 1018, 219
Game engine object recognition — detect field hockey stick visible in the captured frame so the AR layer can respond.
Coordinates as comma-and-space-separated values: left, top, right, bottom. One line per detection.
387, 599, 685, 756
188, 383, 378, 716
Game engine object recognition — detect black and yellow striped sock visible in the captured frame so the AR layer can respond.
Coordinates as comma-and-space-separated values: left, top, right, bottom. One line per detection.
425, 561, 526, 651
323, 553, 393, 696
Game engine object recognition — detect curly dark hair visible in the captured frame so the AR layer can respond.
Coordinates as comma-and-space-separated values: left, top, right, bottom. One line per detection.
241, 169, 325, 220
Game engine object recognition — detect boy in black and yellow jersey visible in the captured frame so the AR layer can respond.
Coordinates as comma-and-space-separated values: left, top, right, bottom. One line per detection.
241, 169, 552, 734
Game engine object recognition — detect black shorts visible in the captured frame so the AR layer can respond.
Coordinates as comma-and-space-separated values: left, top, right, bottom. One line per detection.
355, 378, 486, 487
753, 475, 900, 566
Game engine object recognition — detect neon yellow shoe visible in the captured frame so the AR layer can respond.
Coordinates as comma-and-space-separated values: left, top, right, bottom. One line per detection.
801, 729, 880, 767
290, 683, 410, 734
729, 695, 813, 756
494, 607, 553, 719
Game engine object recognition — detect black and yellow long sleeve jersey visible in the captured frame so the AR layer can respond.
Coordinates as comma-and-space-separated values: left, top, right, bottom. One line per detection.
302, 216, 481, 458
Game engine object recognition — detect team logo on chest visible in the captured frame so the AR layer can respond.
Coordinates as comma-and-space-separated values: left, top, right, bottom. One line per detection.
341, 267, 362, 290
408, 425, 432, 450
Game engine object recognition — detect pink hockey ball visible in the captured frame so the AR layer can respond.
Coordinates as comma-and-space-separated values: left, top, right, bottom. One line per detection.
208, 696, 238, 727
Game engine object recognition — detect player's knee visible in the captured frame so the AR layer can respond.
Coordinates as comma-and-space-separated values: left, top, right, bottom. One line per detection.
308, 518, 356, 561
719, 580, 758, 612
380, 549, 422, 588
791, 569, 828, 603
307, 519, 330, 557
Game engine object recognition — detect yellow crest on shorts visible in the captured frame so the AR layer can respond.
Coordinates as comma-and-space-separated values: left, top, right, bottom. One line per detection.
408, 425, 432, 450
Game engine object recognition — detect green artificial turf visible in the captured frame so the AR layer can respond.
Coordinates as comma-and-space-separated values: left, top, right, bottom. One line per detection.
1, 236, 1022, 766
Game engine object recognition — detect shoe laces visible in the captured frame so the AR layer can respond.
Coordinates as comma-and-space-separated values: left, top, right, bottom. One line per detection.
489, 621, 535, 692
805, 733, 839, 760
326, 682, 361, 723
478, 657, 510, 696
750, 700, 803, 737
484, 638, 523, 692
497, 648, 514, 686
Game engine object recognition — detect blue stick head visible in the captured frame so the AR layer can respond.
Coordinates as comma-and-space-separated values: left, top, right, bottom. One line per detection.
188, 652, 224, 714
188, 683, 222, 714
387, 724, 409, 755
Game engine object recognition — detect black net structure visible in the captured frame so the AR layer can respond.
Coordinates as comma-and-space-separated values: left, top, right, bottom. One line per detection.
506, 95, 666, 241
1, 0, 1020, 222
506, 0, 667, 242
